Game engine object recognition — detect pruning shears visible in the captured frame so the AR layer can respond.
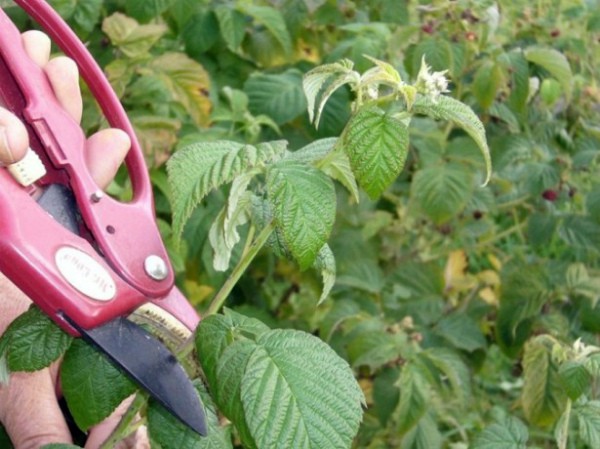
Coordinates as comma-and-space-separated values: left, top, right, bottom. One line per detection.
0, 0, 207, 436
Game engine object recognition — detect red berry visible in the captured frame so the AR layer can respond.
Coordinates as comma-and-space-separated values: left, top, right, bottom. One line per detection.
542, 189, 558, 201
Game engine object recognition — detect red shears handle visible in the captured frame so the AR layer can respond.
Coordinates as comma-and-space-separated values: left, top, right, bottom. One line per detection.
0, 1, 198, 333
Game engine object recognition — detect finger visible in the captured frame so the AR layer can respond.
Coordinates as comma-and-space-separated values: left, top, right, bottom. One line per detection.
85, 397, 150, 449
44, 56, 83, 123
21, 30, 51, 67
85, 128, 131, 190
0, 108, 28, 165
0, 370, 72, 449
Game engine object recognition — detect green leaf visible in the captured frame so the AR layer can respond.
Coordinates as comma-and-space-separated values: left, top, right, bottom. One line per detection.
420, 348, 471, 401
2, 306, 72, 372
575, 401, 600, 448
559, 361, 592, 401
196, 312, 270, 392
125, 0, 175, 22
209, 173, 254, 271
471, 415, 529, 449
238, 5, 293, 56
372, 367, 400, 427
342, 106, 409, 200
521, 337, 568, 427
71, 0, 102, 33
400, 413, 442, 449
267, 160, 336, 269
346, 326, 402, 371
245, 69, 307, 125
525, 47, 573, 99
558, 215, 600, 250
434, 313, 486, 352
61, 339, 137, 431
241, 329, 364, 449
214, 6, 246, 52
287, 138, 360, 202
496, 262, 550, 357
472, 61, 505, 110
215, 341, 257, 449
168, 140, 286, 241
303, 60, 359, 128
183, 11, 219, 56
313, 244, 336, 305
413, 95, 492, 185
102, 13, 167, 58
148, 382, 233, 449
411, 162, 474, 224
147, 52, 211, 126
395, 362, 428, 435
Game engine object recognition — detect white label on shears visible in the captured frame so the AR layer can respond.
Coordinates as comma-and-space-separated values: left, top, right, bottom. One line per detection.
55, 247, 116, 302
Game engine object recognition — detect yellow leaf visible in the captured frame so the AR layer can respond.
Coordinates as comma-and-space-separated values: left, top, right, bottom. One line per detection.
488, 253, 502, 271
149, 53, 212, 126
444, 250, 468, 291
477, 269, 500, 287
479, 287, 498, 306
132, 115, 181, 167
183, 279, 214, 307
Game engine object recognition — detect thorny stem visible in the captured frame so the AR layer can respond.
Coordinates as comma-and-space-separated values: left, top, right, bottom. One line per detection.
206, 221, 274, 316
99, 393, 148, 449
176, 221, 275, 358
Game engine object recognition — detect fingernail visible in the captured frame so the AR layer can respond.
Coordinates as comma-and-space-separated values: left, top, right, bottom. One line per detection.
0, 126, 16, 165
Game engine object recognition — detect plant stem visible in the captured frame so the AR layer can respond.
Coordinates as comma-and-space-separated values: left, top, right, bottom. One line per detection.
176, 221, 276, 358
557, 398, 572, 449
206, 221, 274, 316
99, 393, 148, 449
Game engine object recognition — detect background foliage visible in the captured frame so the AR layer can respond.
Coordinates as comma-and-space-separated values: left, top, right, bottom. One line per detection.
4, 0, 600, 447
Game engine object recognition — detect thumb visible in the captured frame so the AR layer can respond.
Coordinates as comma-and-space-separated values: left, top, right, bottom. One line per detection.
0, 369, 72, 449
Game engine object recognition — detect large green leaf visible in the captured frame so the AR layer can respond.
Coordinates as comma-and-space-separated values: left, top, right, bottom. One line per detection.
215, 341, 257, 449
266, 160, 336, 269
0, 306, 72, 372
196, 312, 270, 389
411, 162, 474, 224
168, 140, 286, 240
241, 329, 364, 449
413, 95, 492, 184
521, 337, 568, 427
471, 415, 529, 449
61, 339, 136, 431
342, 106, 409, 200
245, 69, 307, 125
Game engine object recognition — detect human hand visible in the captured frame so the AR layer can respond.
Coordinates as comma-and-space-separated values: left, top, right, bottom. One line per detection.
0, 30, 147, 449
